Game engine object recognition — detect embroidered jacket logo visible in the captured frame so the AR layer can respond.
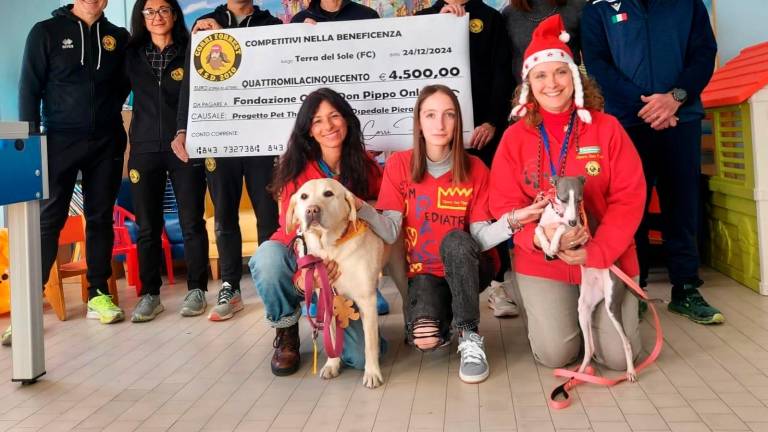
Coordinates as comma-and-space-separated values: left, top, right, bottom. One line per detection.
61, 38, 74, 49
437, 187, 472, 211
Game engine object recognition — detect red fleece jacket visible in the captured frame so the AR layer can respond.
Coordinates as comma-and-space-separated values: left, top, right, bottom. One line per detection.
489, 109, 646, 284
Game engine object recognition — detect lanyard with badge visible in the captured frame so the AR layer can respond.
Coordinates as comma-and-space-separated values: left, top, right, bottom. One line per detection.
538, 111, 577, 181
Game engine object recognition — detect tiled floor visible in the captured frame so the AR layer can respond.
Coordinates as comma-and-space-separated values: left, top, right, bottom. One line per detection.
0, 266, 767, 431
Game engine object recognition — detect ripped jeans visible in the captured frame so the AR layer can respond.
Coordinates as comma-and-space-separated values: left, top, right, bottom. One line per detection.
405, 230, 496, 346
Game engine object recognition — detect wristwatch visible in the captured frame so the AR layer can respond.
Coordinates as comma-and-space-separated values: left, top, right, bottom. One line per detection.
670, 88, 688, 104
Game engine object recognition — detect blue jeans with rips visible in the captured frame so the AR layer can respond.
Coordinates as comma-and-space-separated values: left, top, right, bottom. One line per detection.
249, 240, 387, 370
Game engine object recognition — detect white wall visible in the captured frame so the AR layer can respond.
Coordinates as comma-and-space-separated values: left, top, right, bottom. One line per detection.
715, 0, 768, 64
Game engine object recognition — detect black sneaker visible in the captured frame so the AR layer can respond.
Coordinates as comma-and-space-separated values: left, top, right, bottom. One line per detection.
668, 289, 725, 325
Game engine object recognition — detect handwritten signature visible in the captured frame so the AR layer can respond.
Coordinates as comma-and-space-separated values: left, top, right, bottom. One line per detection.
362, 116, 413, 140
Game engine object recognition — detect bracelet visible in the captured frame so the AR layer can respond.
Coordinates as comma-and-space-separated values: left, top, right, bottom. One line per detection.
508, 210, 523, 234
174, 129, 186, 138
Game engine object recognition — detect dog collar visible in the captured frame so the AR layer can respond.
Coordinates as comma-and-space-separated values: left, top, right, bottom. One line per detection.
335, 220, 369, 246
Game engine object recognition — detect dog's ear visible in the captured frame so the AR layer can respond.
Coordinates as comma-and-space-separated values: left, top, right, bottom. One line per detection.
345, 190, 358, 224
549, 175, 559, 186
578, 176, 586, 185
284, 194, 299, 234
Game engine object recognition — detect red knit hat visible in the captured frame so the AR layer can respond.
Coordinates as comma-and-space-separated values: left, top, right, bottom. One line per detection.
510, 14, 592, 123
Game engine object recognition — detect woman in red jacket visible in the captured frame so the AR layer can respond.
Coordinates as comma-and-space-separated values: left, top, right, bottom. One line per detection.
489, 15, 646, 370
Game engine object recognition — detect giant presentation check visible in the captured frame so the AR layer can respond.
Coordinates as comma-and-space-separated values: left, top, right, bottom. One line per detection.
186, 14, 473, 157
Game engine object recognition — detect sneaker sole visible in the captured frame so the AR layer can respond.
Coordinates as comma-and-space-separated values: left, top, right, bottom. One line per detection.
459, 368, 490, 384
208, 301, 244, 321
86, 310, 125, 324
180, 307, 206, 317
132, 304, 166, 323
667, 307, 725, 325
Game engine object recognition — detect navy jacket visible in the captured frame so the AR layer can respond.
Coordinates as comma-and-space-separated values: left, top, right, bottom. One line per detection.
19, 6, 129, 134
290, 0, 379, 23
581, 0, 716, 127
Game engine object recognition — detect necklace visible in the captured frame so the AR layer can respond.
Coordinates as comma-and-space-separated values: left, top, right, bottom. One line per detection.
524, 5, 558, 23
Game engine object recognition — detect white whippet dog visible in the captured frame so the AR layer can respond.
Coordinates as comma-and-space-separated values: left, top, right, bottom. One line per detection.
535, 176, 637, 382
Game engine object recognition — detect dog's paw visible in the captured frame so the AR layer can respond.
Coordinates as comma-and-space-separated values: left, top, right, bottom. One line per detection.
626, 371, 638, 383
320, 360, 341, 380
363, 369, 383, 389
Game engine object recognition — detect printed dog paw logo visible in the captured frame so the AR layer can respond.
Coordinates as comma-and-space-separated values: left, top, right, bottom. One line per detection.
332, 295, 359, 328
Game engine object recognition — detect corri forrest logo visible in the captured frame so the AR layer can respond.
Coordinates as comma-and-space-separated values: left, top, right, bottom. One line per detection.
194, 33, 242, 82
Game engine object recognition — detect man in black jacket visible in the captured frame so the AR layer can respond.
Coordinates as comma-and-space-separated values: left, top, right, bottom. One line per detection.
12, 0, 130, 340
171, 0, 282, 322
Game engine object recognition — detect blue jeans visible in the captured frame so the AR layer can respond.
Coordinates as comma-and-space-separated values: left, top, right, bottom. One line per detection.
249, 240, 387, 370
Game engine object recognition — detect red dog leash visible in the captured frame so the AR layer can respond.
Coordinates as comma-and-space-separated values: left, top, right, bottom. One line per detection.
547, 201, 664, 409
296, 254, 345, 372
548, 267, 664, 409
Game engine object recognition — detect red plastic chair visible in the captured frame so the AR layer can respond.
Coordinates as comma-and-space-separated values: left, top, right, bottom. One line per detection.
113, 206, 175, 296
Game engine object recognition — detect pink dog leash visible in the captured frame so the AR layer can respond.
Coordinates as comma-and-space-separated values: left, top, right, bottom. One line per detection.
548, 265, 664, 409
297, 255, 345, 370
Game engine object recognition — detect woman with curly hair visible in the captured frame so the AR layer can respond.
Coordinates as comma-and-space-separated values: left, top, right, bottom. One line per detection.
248, 88, 384, 377
489, 15, 646, 370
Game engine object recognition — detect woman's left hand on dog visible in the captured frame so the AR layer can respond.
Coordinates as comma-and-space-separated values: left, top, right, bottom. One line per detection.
296, 259, 341, 292
556, 248, 587, 265
558, 226, 589, 251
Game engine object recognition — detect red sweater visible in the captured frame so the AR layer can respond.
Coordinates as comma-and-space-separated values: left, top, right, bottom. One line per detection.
489, 109, 646, 284
270, 160, 383, 245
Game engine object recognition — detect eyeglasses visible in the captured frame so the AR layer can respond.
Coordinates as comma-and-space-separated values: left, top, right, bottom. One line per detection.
141, 7, 173, 20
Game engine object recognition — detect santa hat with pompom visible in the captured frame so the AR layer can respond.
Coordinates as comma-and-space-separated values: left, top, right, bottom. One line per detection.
510, 14, 592, 124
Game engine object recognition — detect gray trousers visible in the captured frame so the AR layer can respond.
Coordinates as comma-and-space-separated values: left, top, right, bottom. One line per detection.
511, 272, 641, 371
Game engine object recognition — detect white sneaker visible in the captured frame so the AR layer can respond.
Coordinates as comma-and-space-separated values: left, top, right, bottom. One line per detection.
487, 281, 519, 318
458, 331, 489, 384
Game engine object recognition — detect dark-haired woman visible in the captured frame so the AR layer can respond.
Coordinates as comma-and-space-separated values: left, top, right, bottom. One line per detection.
364, 85, 546, 384
249, 88, 385, 377
125, 0, 208, 322
502, 0, 585, 84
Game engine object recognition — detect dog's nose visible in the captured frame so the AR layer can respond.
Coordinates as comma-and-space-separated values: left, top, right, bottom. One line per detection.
569, 219, 578, 227
305, 205, 321, 218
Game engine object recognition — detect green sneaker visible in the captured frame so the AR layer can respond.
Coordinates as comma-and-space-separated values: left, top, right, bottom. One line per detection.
1, 325, 11, 346
638, 300, 648, 321
87, 291, 125, 324
668, 289, 725, 325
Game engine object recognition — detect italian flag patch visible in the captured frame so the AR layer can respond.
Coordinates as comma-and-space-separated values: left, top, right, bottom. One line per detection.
612, 13, 628, 23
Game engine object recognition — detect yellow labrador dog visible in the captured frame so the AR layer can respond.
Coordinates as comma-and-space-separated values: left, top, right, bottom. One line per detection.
285, 178, 393, 388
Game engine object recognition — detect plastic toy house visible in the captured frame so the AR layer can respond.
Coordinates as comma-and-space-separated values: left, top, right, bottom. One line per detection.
701, 41, 768, 294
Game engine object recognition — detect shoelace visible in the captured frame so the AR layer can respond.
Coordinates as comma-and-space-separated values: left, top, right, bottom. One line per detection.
217, 288, 235, 305
91, 292, 118, 309
458, 338, 487, 365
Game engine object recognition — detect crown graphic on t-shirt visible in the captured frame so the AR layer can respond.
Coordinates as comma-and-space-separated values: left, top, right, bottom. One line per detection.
437, 187, 473, 211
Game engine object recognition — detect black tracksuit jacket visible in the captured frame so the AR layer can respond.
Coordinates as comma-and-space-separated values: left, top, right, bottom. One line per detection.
19, 5, 129, 134
126, 43, 187, 153
416, 0, 513, 137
